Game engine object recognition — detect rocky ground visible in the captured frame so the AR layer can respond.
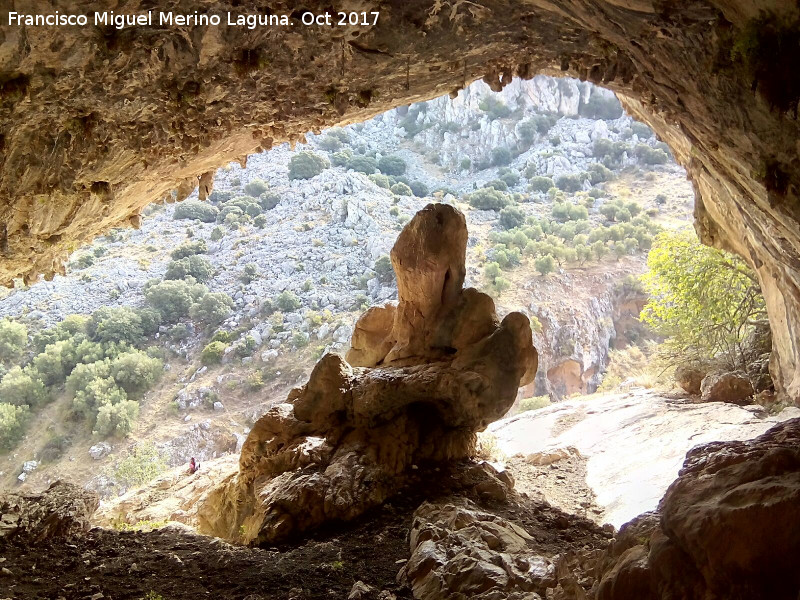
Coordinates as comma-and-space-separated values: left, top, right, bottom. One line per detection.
1, 462, 613, 600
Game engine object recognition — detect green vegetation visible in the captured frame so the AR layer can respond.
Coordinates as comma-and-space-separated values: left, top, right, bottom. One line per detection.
201, 341, 228, 365
165, 255, 214, 283
0, 402, 28, 451
640, 230, 767, 370
173, 200, 219, 223
466, 188, 510, 211
478, 95, 512, 120
288, 151, 329, 180
113, 443, 168, 489
378, 155, 407, 176
170, 240, 207, 260
276, 290, 301, 312
243, 178, 269, 197
518, 396, 551, 412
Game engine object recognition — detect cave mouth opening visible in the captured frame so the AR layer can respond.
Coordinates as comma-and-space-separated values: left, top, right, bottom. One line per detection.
1, 73, 785, 534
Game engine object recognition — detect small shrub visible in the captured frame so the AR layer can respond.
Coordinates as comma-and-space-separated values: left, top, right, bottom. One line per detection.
173, 200, 218, 223
243, 179, 269, 197
288, 152, 329, 180
555, 174, 583, 193
113, 443, 168, 488
374, 255, 394, 282
528, 176, 554, 193
408, 180, 428, 198
466, 188, 510, 211
491, 147, 512, 166
478, 96, 511, 120
201, 341, 228, 365
144, 279, 204, 323
191, 292, 234, 326
0, 319, 27, 364
347, 155, 378, 174
378, 155, 407, 176
171, 240, 207, 260
0, 367, 48, 408
518, 396, 551, 412
165, 255, 214, 283
390, 182, 413, 196
276, 290, 301, 312
499, 206, 526, 230
368, 174, 391, 189
240, 263, 259, 284
535, 254, 556, 276
110, 351, 162, 398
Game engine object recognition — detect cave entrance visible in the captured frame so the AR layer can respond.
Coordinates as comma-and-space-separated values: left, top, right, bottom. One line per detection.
0, 73, 791, 535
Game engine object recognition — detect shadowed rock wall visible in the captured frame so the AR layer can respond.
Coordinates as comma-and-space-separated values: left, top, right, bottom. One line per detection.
1, 0, 799, 399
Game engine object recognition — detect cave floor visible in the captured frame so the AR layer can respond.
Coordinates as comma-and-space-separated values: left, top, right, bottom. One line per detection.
1, 463, 611, 600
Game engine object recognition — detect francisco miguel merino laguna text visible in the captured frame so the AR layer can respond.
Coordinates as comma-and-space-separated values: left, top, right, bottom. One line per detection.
7, 10, 380, 29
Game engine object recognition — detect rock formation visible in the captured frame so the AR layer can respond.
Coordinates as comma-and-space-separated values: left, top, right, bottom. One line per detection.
0, 481, 99, 542
594, 417, 800, 600
1, 1, 800, 402
195, 204, 537, 544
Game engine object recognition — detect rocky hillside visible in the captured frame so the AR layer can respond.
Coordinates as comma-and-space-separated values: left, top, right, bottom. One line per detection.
0, 76, 692, 495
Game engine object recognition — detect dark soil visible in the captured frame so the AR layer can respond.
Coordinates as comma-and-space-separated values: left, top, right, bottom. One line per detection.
0, 462, 612, 600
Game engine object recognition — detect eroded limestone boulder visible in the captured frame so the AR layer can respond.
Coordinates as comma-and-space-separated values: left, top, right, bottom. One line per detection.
594, 418, 800, 600
0, 481, 99, 543
700, 370, 754, 404
197, 205, 537, 544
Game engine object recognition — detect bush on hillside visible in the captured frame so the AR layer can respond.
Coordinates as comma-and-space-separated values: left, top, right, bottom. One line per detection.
144, 280, 204, 323
0, 402, 28, 451
528, 176, 554, 193
390, 182, 413, 196
276, 290, 301, 312
0, 319, 27, 364
478, 96, 512, 120
499, 206, 526, 230
89, 307, 144, 346
491, 147, 512, 166
201, 341, 228, 365
634, 144, 669, 165
171, 240, 207, 260
110, 350, 162, 398
243, 179, 269, 197
408, 180, 428, 198
0, 366, 48, 408
165, 256, 214, 283
378, 155, 407, 176
288, 152, 329, 180
190, 292, 234, 326
555, 174, 584, 192
368, 174, 391, 189
113, 443, 168, 488
347, 155, 378, 174
466, 188, 510, 211
374, 255, 394, 283
173, 200, 218, 223
535, 254, 556, 276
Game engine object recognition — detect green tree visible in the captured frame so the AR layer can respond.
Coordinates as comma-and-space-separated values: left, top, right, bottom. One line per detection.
144, 280, 203, 323
113, 443, 168, 488
0, 319, 27, 364
0, 367, 48, 408
390, 182, 413, 196
0, 402, 29, 451
374, 256, 394, 283
190, 292, 234, 326
90, 307, 144, 346
347, 155, 378, 174
110, 351, 162, 398
534, 254, 556, 276
640, 230, 767, 370
499, 206, 525, 230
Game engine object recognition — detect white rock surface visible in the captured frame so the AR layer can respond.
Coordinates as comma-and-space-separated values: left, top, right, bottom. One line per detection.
489, 390, 800, 527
